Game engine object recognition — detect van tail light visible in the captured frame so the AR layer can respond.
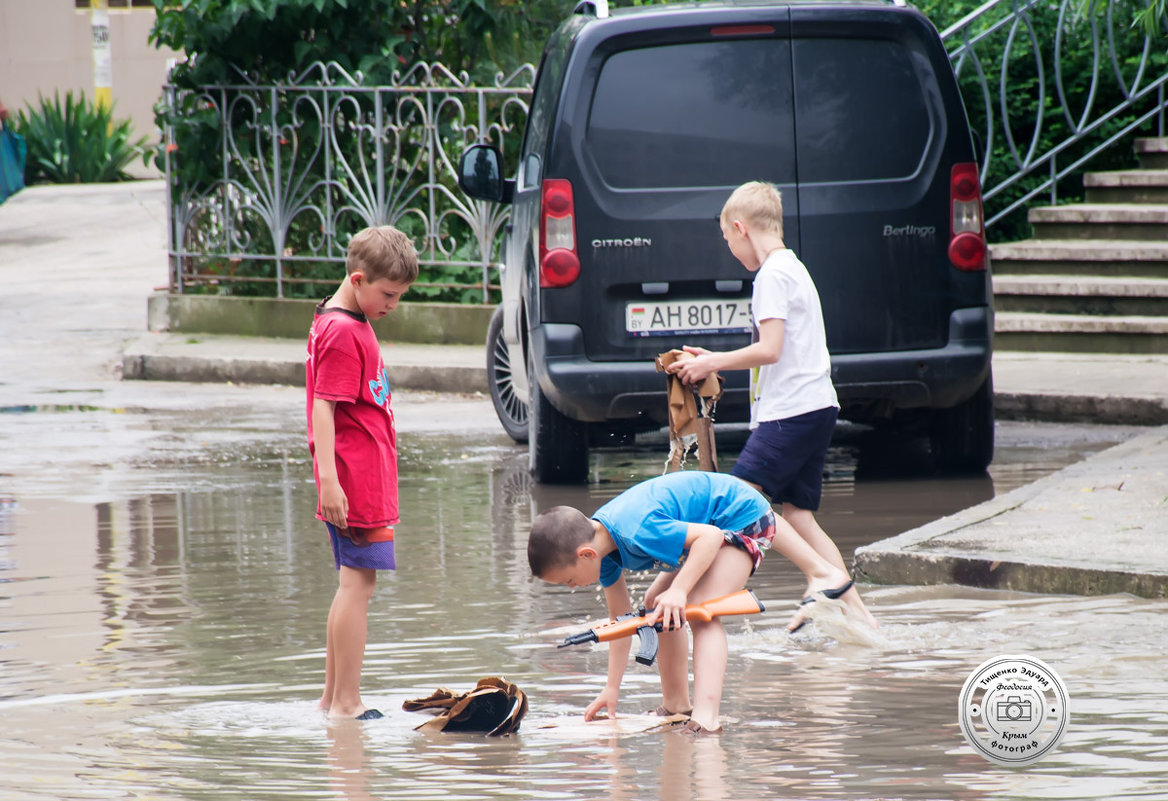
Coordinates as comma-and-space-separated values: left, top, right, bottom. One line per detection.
540, 178, 581, 288
949, 162, 987, 271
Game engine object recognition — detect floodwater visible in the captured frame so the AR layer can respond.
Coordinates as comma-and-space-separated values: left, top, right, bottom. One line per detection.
1, 411, 1166, 801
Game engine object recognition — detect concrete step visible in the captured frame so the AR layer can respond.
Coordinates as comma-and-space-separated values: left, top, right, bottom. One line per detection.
1084, 169, 1168, 204
993, 275, 1168, 316
994, 311, 1168, 353
1135, 137, 1168, 170
1028, 203, 1168, 241
989, 239, 1168, 278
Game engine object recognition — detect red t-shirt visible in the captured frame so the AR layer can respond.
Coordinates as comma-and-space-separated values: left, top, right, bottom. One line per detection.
306, 303, 399, 529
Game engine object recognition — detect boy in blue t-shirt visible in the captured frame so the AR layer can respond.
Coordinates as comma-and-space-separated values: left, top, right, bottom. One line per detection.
528, 471, 851, 734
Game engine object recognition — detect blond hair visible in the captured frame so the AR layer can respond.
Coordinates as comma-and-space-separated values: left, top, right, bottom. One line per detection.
346, 225, 419, 284
527, 506, 594, 577
721, 181, 784, 239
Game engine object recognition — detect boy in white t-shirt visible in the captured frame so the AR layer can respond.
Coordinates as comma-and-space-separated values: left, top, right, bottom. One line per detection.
669, 181, 876, 632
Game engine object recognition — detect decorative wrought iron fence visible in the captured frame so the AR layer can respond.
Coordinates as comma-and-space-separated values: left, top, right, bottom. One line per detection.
942, 0, 1168, 230
162, 61, 533, 300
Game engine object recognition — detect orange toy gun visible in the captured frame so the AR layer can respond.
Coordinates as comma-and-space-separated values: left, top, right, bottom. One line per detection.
557, 589, 765, 666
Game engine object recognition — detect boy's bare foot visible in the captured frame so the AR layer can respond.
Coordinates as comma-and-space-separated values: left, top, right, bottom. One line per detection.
326, 705, 382, 721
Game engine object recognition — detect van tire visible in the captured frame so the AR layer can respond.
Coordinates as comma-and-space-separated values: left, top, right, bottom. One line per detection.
930, 374, 995, 474
486, 306, 529, 443
528, 356, 589, 484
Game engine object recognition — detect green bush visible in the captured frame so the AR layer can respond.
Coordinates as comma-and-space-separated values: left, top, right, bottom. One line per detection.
15, 91, 148, 184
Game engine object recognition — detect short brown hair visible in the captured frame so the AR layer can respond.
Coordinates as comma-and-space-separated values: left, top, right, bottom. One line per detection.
528, 506, 594, 577
721, 181, 784, 239
346, 225, 419, 284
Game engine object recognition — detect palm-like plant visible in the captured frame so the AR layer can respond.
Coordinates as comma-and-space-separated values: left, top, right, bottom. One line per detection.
15, 91, 148, 184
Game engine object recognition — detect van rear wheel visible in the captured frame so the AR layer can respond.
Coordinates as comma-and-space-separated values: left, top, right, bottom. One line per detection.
930, 374, 994, 473
528, 358, 589, 484
486, 307, 529, 443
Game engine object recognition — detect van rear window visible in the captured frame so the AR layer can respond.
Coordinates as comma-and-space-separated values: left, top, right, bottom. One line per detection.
793, 38, 933, 183
586, 40, 796, 190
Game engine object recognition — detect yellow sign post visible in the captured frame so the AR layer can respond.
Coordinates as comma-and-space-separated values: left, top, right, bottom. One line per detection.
91, 0, 112, 113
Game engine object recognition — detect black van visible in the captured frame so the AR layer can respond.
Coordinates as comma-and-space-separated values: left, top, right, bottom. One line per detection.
461, 0, 993, 483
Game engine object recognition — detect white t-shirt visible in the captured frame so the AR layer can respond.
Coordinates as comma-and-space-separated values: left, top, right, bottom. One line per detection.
748, 249, 839, 426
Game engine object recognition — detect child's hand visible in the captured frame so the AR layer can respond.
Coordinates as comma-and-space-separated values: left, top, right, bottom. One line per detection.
318, 477, 349, 528
648, 586, 688, 631
672, 349, 717, 385
585, 687, 620, 721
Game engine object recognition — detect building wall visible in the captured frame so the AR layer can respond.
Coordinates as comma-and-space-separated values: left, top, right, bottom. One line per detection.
0, 0, 177, 153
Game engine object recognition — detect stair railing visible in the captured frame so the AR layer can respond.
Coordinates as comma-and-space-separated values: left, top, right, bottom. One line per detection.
941, 0, 1168, 228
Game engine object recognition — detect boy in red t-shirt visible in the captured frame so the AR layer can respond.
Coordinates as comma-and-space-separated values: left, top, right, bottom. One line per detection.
306, 225, 418, 720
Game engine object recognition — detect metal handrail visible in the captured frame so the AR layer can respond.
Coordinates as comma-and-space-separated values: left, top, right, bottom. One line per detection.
939, 0, 1168, 228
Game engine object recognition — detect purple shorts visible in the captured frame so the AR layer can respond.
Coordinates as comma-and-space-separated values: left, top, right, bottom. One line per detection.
326, 522, 396, 570
722, 509, 778, 574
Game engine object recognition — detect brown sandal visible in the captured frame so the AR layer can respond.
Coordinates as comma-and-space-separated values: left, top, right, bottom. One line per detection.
676, 718, 722, 735
649, 704, 693, 717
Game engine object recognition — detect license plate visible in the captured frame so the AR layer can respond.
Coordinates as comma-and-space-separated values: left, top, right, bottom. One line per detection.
625, 299, 752, 337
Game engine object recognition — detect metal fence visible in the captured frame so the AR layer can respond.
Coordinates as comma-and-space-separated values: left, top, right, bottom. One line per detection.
162, 60, 533, 300
162, 1, 1168, 297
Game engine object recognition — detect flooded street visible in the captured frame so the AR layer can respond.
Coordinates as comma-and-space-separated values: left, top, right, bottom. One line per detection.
1, 392, 1165, 801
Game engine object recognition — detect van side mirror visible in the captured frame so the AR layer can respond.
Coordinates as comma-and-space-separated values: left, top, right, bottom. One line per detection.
458, 144, 514, 204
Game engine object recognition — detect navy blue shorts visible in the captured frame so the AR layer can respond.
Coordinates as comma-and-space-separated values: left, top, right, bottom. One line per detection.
730, 407, 838, 511
326, 522, 396, 571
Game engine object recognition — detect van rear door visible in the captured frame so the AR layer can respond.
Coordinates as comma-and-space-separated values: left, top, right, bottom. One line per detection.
790, 8, 956, 355
551, 13, 799, 364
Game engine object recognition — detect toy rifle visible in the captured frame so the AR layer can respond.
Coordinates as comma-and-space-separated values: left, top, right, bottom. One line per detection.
557, 589, 765, 666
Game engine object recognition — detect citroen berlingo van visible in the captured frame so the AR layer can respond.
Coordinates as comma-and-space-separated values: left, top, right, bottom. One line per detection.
460, 0, 993, 483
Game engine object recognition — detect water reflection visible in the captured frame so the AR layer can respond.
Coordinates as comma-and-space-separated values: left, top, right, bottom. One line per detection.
0, 425, 1165, 800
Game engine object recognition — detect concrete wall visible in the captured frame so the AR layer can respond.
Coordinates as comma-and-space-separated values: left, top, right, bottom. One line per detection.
0, 1, 176, 169
148, 293, 495, 346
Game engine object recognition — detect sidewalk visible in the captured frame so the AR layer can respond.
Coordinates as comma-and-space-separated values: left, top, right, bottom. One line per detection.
854, 424, 1168, 598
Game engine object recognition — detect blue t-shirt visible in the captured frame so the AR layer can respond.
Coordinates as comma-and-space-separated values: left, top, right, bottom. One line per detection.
592, 472, 771, 587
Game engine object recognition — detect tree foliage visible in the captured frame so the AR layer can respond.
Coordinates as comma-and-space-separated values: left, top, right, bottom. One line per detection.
149, 0, 573, 88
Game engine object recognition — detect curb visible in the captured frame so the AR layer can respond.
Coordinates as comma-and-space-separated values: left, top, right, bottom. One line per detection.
993, 391, 1168, 426
853, 426, 1168, 599
121, 335, 489, 394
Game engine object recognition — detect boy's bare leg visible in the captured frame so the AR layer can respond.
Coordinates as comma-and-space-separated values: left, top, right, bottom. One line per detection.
783, 504, 878, 630
734, 480, 850, 599
765, 509, 852, 598
686, 547, 753, 732
645, 571, 692, 716
324, 565, 378, 718
656, 628, 692, 715
319, 592, 340, 711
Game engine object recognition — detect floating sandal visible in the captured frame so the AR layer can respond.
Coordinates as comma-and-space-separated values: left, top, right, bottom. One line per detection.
788, 579, 855, 633
355, 708, 384, 721
403, 676, 528, 736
